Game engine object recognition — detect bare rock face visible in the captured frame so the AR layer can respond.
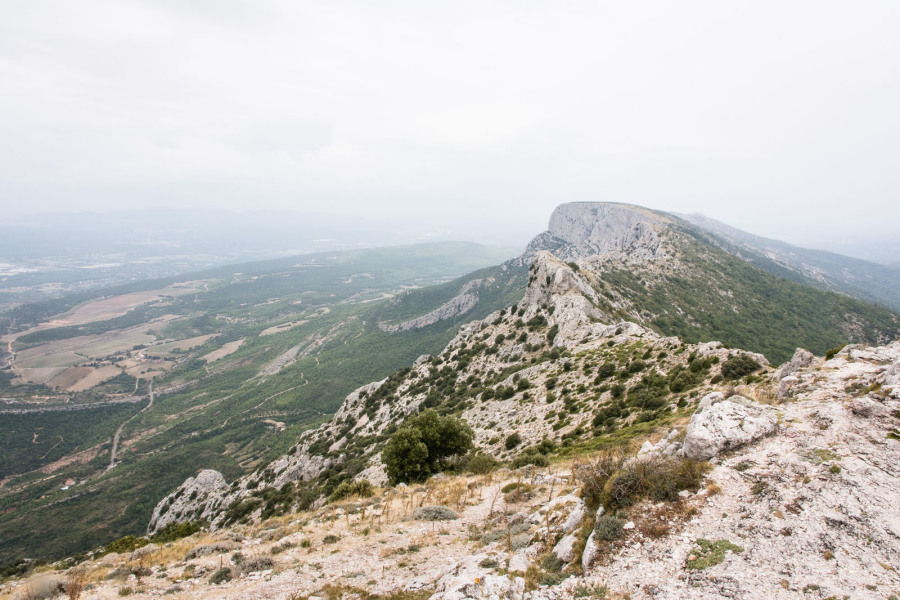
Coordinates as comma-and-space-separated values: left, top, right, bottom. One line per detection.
681, 393, 778, 460
380, 279, 487, 332
774, 348, 815, 380
148, 469, 228, 533
525, 202, 665, 262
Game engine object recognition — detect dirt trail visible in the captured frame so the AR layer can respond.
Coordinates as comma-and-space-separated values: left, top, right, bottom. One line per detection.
107, 379, 154, 472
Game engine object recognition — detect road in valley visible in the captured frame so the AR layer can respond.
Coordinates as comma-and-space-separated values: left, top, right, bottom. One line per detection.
107, 379, 154, 471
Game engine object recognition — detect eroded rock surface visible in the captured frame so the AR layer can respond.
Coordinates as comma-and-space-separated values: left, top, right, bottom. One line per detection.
681, 393, 778, 460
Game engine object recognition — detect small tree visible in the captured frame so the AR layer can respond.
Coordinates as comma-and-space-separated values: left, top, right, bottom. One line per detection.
382, 410, 473, 484
505, 432, 522, 450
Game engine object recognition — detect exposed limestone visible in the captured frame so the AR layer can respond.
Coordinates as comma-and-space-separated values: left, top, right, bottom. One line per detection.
381, 279, 488, 332
773, 347, 814, 380
148, 469, 229, 533
525, 202, 666, 262
681, 393, 778, 461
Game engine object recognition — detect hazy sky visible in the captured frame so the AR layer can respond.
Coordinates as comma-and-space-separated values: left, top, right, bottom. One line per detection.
1, 1, 898, 249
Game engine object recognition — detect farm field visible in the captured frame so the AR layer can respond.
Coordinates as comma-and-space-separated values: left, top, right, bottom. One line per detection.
0, 242, 523, 564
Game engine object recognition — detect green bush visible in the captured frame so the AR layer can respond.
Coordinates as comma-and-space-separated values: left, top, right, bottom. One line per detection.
103, 535, 148, 556
510, 449, 550, 469
382, 410, 473, 484
685, 539, 744, 570
329, 479, 374, 502
593, 515, 625, 541
150, 521, 203, 544
465, 453, 497, 475
505, 432, 523, 450
578, 452, 708, 511
720, 354, 761, 380
209, 567, 233, 584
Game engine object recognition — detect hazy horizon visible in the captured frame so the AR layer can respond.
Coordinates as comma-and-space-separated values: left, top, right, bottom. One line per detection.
1, 2, 899, 261
2, 204, 898, 266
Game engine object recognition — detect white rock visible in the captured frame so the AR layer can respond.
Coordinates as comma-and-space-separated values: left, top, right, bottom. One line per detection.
581, 531, 600, 572
553, 533, 577, 563
509, 551, 530, 573
774, 348, 814, 380
777, 375, 800, 399
562, 499, 585, 534
623, 521, 635, 530
682, 394, 777, 460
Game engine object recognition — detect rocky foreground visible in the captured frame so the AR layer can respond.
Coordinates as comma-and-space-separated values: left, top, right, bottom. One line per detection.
3, 341, 899, 600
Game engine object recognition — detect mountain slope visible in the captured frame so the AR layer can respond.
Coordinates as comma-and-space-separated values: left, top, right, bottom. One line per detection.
0, 244, 526, 565
679, 211, 900, 312
149, 203, 898, 536
526, 203, 899, 364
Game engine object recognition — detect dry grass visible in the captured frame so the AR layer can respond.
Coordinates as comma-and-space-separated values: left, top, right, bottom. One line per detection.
735, 383, 780, 405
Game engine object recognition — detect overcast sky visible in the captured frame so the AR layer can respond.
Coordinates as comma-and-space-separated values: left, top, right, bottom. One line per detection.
1, 1, 898, 251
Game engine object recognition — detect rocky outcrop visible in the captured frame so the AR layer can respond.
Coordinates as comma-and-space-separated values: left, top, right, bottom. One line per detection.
774, 347, 815, 380
524, 202, 666, 262
148, 470, 229, 533
380, 279, 488, 332
681, 393, 778, 460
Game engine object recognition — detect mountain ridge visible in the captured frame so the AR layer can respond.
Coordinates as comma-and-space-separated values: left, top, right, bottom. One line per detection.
148, 202, 897, 534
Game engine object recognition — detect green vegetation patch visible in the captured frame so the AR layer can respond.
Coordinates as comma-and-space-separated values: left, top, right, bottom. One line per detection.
685, 538, 744, 570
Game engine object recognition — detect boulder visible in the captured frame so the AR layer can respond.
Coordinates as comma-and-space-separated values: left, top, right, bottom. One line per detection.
682, 393, 778, 460
850, 396, 891, 418
774, 348, 814, 380
562, 499, 585, 534
552, 533, 577, 563
581, 531, 600, 571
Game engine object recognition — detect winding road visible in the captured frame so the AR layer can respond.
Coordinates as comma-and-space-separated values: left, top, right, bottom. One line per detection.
107, 379, 154, 471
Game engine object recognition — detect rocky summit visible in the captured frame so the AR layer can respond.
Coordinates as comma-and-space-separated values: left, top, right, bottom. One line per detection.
2, 202, 899, 600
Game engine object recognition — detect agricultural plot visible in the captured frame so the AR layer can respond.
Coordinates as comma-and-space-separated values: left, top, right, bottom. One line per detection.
0, 242, 522, 564
201, 339, 245, 362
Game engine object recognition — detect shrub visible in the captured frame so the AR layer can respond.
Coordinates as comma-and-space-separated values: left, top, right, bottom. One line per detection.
465, 453, 497, 475
382, 411, 474, 484
578, 452, 708, 510
413, 505, 459, 521
103, 535, 148, 556
593, 515, 625, 541
510, 450, 549, 469
596, 362, 616, 380
323, 535, 340, 544
505, 432, 523, 450
825, 344, 846, 360
241, 556, 274, 572
118, 587, 133, 597
329, 479, 374, 502
209, 568, 232, 584
720, 354, 761, 380
150, 521, 203, 544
